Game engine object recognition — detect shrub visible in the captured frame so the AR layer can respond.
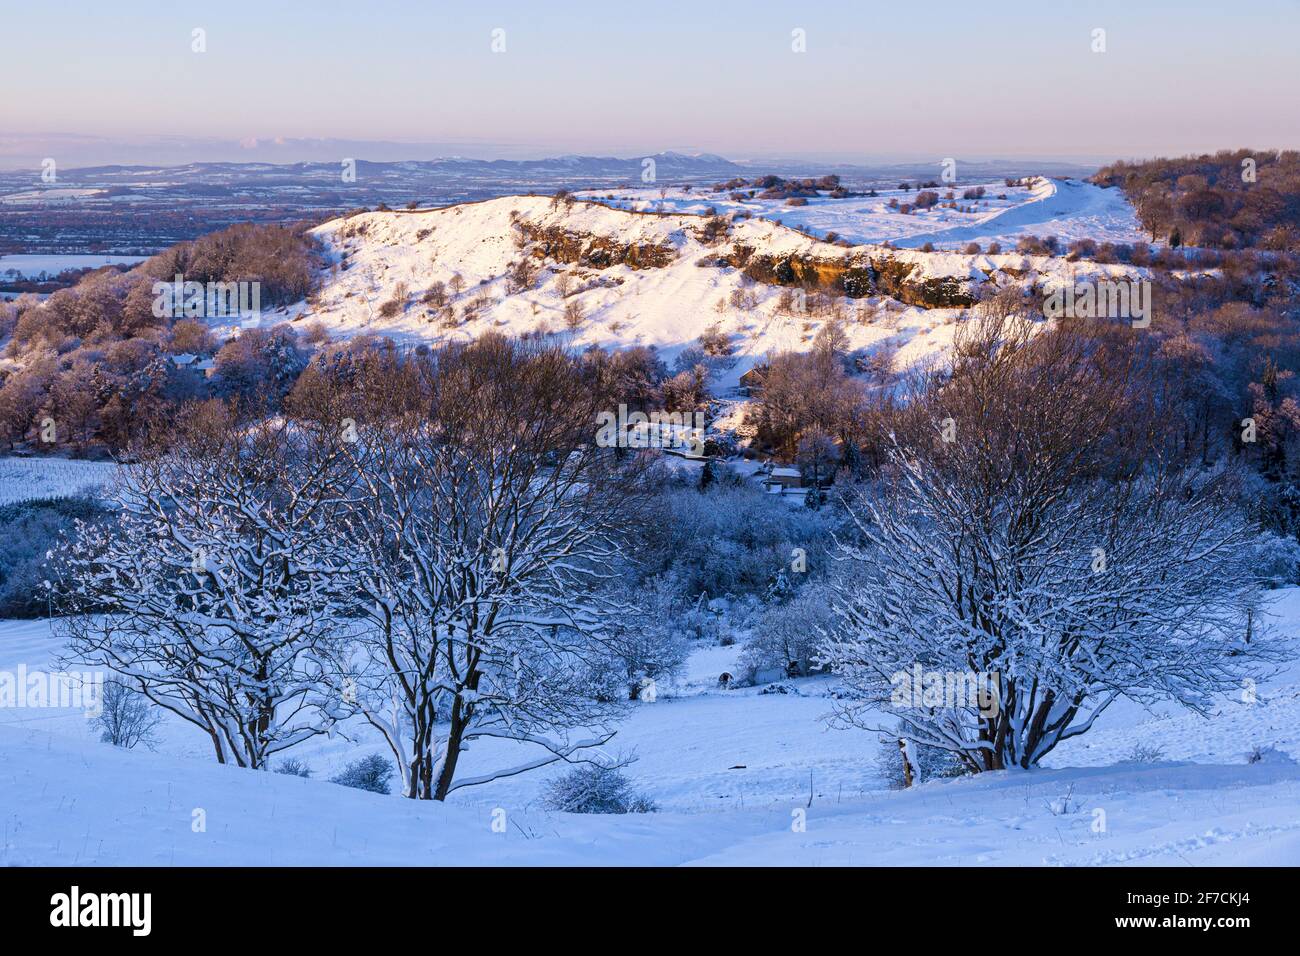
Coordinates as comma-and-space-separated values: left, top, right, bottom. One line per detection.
301, 320, 330, 346
639, 481, 838, 600
0, 497, 110, 617
330, 754, 395, 794
696, 215, 730, 244
378, 281, 409, 318
422, 281, 448, 307
700, 323, 732, 355
1123, 743, 1166, 764
275, 757, 312, 778
728, 287, 758, 312
506, 258, 538, 294
563, 300, 584, 330
540, 763, 656, 813
606, 575, 692, 699
741, 582, 836, 679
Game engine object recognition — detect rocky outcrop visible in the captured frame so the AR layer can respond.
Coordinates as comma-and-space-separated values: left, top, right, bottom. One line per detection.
516, 221, 677, 270
724, 245, 977, 309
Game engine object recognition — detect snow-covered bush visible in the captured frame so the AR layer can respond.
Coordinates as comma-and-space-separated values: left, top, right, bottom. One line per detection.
54, 404, 353, 770
330, 755, 394, 794
275, 757, 312, 778
0, 496, 109, 617
740, 581, 836, 679
540, 764, 656, 814
1123, 743, 1166, 764
606, 575, 691, 700
1253, 530, 1300, 587
700, 324, 732, 355
641, 481, 838, 600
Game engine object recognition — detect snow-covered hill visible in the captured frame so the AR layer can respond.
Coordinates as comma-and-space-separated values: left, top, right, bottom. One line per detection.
279, 193, 1146, 389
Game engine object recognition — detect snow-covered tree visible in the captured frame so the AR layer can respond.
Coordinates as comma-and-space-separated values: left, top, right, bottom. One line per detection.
323, 336, 643, 799
741, 580, 835, 679
821, 314, 1273, 772
55, 401, 353, 768
605, 574, 691, 700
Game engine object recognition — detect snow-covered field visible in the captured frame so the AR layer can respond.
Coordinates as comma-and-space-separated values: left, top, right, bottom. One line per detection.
3, 591, 1298, 866
577, 177, 1149, 251
0, 456, 119, 506
0, 253, 145, 279
0, 188, 105, 205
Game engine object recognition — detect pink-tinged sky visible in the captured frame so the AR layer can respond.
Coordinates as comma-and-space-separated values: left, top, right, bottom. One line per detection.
3, 0, 1298, 167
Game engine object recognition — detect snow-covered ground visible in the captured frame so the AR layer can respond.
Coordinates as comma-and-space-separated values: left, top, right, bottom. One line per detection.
3, 591, 1298, 866
0, 188, 106, 205
577, 177, 1149, 251
0, 456, 119, 506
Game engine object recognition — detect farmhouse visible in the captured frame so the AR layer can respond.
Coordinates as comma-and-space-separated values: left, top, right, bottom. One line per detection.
738, 364, 768, 396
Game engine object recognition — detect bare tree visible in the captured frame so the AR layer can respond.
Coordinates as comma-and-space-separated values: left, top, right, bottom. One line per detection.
92, 679, 163, 749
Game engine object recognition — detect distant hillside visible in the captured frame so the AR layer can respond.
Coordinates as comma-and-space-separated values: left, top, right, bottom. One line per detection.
288, 192, 1143, 388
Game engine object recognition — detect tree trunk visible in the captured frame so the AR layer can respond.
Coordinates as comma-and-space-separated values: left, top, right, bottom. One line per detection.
898, 737, 917, 788
433, 708, 467, 801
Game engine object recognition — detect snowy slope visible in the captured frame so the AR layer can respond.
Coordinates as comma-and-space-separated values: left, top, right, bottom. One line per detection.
4, 716, 1298, 866
3, 591, 1300, 866
0, 456, 119, 506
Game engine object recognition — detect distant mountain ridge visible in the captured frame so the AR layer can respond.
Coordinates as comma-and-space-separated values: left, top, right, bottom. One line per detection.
5, 152, 746, 187
3, 152, 1099, 191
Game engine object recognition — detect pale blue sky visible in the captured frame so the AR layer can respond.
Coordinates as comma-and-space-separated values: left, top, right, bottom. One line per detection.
3, 0, 1298, 163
